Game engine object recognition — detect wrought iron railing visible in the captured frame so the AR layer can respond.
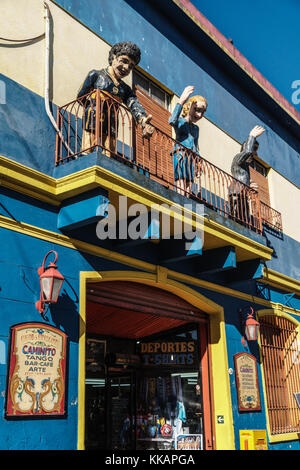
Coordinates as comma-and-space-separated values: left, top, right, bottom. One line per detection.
260, 201, 283, 232
54, 90, 282, 235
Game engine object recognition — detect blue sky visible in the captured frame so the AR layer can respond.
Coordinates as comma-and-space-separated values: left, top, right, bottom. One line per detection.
190, 0, 300, 110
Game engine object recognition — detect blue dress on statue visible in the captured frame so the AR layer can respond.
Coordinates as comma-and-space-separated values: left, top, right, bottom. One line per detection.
168, 103, 199, 182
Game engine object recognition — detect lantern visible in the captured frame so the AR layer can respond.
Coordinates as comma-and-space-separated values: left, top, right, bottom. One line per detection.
36, 250, 64, 315
240, 306, 260, 347
244, 310, 260, 342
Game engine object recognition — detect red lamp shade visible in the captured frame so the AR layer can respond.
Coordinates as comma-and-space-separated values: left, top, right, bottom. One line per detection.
40, 262, 64, 302
36, 251, 64, 315
244, 312, 260, 341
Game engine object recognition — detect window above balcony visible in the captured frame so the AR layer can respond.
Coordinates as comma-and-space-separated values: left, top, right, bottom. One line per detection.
133, 71, 171, 110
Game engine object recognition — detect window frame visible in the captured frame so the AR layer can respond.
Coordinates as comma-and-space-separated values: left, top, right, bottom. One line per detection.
249, 158, 269, 177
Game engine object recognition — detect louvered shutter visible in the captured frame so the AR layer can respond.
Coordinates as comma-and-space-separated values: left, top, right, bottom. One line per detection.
249, 166, 270, 206
133, 85, 174, 187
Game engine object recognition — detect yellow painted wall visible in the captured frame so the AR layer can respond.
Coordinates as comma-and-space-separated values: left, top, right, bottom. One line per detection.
198, 117, 240, 175
0, 0, 112, 105
268, 169, 300, 242
0, 0, 46, 98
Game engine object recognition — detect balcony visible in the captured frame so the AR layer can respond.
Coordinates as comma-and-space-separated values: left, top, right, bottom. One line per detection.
55, 90, 282, 236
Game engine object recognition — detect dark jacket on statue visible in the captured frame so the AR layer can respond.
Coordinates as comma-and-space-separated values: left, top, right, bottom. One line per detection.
231, 134, 257, 187
77, 68, 147, 136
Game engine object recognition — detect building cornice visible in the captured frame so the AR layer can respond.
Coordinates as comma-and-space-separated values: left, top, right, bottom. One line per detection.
0, 155, 273, 262
262, 267, 300, 296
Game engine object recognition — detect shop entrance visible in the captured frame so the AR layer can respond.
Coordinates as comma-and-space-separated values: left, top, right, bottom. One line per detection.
85, 367, 136, 450
84, 281, 214, 450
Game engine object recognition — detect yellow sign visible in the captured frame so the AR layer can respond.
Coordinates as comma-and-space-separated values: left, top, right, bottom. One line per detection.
240, 430, 268, 450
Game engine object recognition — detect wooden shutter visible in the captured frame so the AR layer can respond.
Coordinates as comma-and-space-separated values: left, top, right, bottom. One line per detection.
133, 85, 174, 187
249, 166, 270, 206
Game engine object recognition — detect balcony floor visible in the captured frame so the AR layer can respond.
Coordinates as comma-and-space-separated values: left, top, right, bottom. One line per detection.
53, 149, 270, 260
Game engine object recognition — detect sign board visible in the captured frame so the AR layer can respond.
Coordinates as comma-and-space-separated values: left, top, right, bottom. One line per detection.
5, 323, 67, 417
240, 430, 268, 450
139, 340, 197, 366
234, 353, 261, 412
175, 434, 203, 450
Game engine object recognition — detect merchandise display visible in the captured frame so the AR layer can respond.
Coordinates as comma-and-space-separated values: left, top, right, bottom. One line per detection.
136, 373, 203, 450
85, 327, 204, 450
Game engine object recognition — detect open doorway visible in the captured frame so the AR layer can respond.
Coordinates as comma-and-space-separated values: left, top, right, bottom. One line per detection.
84, 281, 214, 450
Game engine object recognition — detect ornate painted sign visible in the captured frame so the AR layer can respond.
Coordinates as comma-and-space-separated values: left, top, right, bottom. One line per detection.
5, 323, 67, 417
139, 340, 196, 366
234, 353, 261, 412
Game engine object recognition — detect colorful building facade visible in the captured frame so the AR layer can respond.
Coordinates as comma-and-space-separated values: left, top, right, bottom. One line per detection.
0, 0, 299, 450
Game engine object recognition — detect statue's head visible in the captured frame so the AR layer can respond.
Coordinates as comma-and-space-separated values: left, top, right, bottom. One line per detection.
108, 42, 141, 80
109, 41, 141, 66
182, 95, 207, 123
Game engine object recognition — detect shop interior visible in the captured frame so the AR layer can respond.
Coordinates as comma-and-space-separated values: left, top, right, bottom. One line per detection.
84, 283, 208, 451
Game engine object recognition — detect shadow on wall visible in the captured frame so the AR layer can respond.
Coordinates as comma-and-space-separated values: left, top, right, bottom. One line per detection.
48, 280, 81, 343
0, 74, 57, 175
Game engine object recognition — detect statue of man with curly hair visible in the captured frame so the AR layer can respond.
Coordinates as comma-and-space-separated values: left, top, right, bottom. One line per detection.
77, 41, 153, 155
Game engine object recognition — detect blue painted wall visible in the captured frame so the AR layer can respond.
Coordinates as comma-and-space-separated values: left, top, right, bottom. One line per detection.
0, 187, 299, 449
0, 230, 79, 449
0, 186, 59, 233
0, 219, 142, 449
0, 74, 56, 176
264, 229, 300, 281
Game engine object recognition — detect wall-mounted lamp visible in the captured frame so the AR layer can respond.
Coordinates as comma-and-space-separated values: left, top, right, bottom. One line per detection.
36, 250, 64, 316
239, 307, 260, 347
